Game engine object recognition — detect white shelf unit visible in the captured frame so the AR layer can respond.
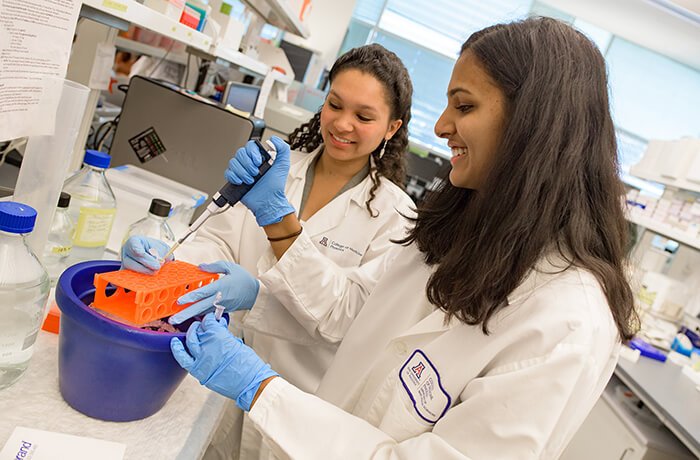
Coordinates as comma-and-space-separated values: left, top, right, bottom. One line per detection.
632, 168, 700, 195
82, 0, 212, 51
85, 1, 297, 80
242, 0, 310, 38
627, 213, 700, 251
114, 37, 189, 65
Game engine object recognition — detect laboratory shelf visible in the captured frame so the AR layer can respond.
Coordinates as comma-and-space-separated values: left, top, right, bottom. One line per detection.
243, 0, 310, 38
209, 45, 269, 75
81, 0, 212, 51
631, 168, 700, 195
627, 213, 700, 251
188, 45, 294, 83
83, 0, 296, 81
115, 37, 189, 65
269, 68, 293, 85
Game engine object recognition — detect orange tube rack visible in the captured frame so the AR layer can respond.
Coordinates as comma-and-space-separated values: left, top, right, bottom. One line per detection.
93, 261, 218, 325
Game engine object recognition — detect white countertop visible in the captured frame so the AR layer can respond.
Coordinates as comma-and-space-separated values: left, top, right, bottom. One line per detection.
0, 331, 228, 459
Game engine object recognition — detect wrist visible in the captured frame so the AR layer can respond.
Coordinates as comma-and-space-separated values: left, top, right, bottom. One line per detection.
250, 376, 278, 410
263, 214, 301, 239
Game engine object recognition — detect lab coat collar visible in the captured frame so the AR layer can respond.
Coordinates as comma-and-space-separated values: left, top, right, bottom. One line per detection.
289, 145, 323, 181
289, 145, 375, 237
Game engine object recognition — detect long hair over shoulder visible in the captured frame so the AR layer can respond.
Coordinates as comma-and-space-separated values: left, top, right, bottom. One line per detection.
288, 44, 413, 217
400, 17, 638, 340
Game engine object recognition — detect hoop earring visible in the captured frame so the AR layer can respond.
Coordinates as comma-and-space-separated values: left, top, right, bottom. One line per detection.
379, 139, 387, 159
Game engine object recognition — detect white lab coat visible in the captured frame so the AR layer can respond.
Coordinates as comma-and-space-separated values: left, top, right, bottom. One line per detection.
176, 147, 414, 460
177, 147, 414, 390
248, 244, 621, 459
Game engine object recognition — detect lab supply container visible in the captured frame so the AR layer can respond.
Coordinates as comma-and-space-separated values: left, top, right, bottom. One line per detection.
55, 260, 212, 421
122, 198, 176, 247
0, 202, 50, 390
42, 192, 75, 286
63, 150, 117, 264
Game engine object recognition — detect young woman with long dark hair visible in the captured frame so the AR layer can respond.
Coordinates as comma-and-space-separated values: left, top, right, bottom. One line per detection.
171, 17, 638, 458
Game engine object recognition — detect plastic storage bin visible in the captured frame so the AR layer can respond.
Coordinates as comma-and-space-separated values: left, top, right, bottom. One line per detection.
56, 260, 193, 421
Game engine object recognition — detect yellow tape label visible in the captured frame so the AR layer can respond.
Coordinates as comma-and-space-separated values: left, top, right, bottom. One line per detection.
102, 0, 128, 13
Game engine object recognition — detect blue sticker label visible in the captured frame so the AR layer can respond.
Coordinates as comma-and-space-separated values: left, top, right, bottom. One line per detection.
399, 349, 451, 424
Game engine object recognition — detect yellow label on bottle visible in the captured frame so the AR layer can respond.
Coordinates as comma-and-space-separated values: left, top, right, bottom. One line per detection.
74, 207, 116, 247
51, 245, 72, 255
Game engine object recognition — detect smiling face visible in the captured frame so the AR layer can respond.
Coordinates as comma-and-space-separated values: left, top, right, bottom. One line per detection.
320, 69, 402, 167
434, 51, 508, 190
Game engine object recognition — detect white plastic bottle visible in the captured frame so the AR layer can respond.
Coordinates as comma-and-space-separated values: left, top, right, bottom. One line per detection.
63, 150, 117, 264
43, 192, 75, 286
122, 198, 176, 245
0, 202, 50, 390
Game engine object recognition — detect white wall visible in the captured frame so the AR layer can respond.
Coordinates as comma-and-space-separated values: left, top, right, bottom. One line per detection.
541, 0, 700, 70
283, 0, 358, 67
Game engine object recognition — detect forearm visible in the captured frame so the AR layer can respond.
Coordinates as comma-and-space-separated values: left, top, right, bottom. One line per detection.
263, 213, 302, 260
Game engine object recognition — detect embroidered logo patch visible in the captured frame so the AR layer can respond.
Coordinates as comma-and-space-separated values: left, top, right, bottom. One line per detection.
399, 349, 451, 424
316, 237, 363, 256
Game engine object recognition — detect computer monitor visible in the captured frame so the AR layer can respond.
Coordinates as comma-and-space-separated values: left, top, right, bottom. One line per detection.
222, 81, 261, 113
109, 76, 265, 197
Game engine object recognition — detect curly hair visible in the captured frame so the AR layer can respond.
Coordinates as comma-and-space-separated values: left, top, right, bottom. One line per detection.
288, 44, 413, 217
400, 17, 638, 340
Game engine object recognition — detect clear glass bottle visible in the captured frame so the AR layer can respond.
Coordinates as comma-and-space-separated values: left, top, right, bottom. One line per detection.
63, 150, 117, 264
43, 192, 75, 286
0, 202, 50, 390
122, 198, 176, 246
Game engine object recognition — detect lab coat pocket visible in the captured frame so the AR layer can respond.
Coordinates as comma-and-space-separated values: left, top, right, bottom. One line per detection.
376, 380, 436, 442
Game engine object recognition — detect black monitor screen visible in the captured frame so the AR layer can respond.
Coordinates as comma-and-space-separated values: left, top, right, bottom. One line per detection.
279, 40, 313, 83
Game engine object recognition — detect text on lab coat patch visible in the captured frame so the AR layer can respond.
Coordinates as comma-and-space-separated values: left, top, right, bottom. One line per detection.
399, 349, 451, 424
318, 236, 363, 257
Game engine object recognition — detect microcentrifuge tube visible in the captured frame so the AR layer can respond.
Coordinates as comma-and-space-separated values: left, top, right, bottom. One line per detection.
213, 291, 224, 321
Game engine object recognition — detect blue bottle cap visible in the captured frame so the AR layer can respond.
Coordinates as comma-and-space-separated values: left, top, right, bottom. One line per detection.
84, 149, 111, 169
0, 202, 37, 234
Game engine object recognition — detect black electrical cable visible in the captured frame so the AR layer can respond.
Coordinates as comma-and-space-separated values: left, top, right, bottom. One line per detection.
182, 52, 191, 88
147, 41, 175, 78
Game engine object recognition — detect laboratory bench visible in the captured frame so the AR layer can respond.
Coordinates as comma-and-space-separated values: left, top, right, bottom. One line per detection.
0, 331, 228, 459
614, 357, 700, 457
563, 356, 700, 459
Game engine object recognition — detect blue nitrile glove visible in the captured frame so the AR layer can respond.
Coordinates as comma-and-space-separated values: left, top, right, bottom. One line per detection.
121, 236, 174, 274
224, 136, 295, 227
168, 260, 259, 325
170, 313, 278, 411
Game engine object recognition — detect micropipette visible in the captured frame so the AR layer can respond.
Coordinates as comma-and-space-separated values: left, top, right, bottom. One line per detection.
162, 139, 276, 261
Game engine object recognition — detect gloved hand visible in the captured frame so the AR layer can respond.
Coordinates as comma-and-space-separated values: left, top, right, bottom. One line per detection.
170, 313, 278, 411
168, 260, 259, 325
225, 136, 295, 227
121, 236, 174, 274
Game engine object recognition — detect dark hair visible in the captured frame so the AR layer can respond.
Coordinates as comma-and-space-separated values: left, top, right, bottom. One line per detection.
288, 44, 413, 217
400, 17, 638, 340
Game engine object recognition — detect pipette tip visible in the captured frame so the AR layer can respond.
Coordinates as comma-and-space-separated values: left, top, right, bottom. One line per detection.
147, 248, 165, 266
